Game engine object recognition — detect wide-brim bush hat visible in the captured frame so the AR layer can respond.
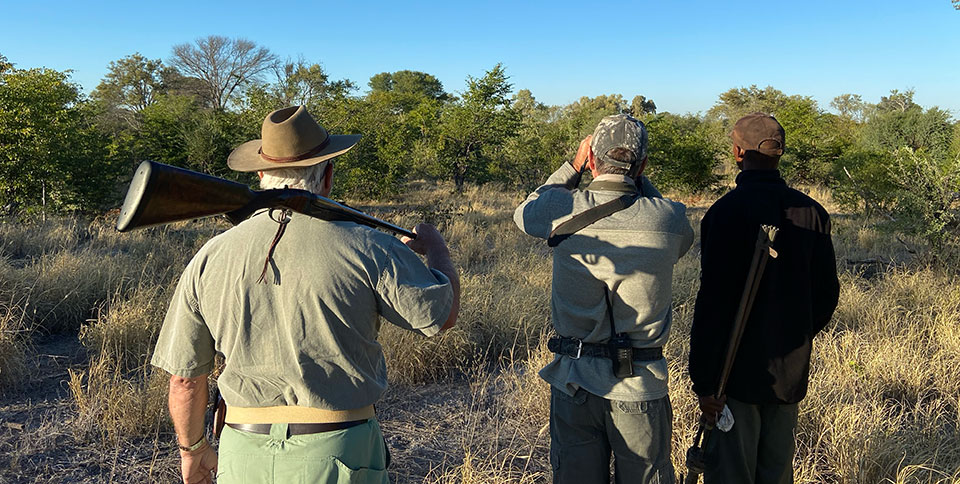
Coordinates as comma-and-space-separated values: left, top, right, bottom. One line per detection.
228, 105, 361, 172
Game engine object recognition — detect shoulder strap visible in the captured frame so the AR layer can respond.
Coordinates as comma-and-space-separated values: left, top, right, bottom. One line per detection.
603, 285, 619, 337
547, 193, 638, 247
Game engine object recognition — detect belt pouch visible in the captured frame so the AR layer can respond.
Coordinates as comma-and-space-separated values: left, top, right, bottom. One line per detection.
610, 334, 634, 378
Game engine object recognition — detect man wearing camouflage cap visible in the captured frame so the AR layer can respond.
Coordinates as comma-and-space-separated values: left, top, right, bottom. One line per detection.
689, 113, 839, 483
514, 114, 694, 483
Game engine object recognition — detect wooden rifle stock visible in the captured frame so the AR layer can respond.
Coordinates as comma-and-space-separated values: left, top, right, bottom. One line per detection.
116, 160, 415, 239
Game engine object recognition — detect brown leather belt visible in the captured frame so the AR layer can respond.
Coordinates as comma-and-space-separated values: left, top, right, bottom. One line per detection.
226, 404, 375, 424
226, 419, 368, 436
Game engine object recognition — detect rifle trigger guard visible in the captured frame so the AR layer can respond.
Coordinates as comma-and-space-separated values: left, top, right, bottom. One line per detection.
269, 208, 291, 224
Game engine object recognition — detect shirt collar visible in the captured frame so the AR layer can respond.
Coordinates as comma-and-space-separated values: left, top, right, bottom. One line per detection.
735, 169, 786, 186
593, 174, 637, 186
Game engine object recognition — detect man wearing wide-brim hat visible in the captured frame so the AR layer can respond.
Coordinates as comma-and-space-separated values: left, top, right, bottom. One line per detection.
152, 105, 461, 484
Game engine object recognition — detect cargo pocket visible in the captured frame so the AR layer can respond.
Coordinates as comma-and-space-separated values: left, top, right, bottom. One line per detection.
551, 386, 588, 406
331, 457, 389, 484
614, 398, 653, 415
609, 396, 673, 479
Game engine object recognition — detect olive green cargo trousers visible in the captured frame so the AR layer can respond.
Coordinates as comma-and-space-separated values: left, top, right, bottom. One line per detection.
550, 387, 675, 484
215, 419, 389, 484
702, 397, 798, 484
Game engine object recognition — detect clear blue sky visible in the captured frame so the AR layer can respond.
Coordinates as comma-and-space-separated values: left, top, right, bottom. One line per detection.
2, 0, 957, 116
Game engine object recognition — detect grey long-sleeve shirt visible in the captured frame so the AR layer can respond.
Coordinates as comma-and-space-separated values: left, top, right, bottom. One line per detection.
514, 163, 693, 401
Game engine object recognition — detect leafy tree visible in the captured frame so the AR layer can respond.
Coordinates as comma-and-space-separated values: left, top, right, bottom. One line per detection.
243, 59, 356, 134
709, 85, 844, 183
562, 94, 628, 139
951, 122, 960, 160
266, 59, 355, 108
497, 89, 570, 190
0, 66, 117, 212
644, 113, 722, 192
831, 94, 866, 123
845, 147, 959, 252
862, 89, 953, 158
91, 53, 175, 130
368, 70, 447, 101
437, 64, 520, 190
327, 94, 442, 197
131, 93, 249, 178
93, 54, 168, 115
775, 95, 840, 182
834, 92, 958, 258
630, 95, 657, 116
876, 89, 916, 113
171, 36, 277, 111
708, 85, 790, 125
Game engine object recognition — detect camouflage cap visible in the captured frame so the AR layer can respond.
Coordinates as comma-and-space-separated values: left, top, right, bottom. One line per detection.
731, 112, 785, 157
590, 114, 648, 171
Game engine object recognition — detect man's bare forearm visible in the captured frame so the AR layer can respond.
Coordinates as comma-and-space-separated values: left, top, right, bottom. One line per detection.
426, 247, 460, 331
169, 374, 209, 447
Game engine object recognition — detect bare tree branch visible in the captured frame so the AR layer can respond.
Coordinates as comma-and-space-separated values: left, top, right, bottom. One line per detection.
170, 35, 276, 110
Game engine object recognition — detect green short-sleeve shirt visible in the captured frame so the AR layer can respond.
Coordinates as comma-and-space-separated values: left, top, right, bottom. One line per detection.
151, 212, 453, 410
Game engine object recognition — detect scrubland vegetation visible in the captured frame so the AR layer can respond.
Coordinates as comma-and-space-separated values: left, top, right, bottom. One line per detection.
1, 180, 959, 483
2, 33, 960, 483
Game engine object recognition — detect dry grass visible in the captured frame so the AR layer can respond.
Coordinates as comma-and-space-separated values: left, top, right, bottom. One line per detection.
0, 297, 29, 389
375, 182, 552, 385
0, 216, 224, 391
68, 285, 174, 440
2, 182, 959, 483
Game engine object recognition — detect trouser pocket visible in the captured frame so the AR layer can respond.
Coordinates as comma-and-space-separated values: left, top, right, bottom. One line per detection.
550, 387, 611, 484
328, 457, 390, 484
609, 395, 675, 484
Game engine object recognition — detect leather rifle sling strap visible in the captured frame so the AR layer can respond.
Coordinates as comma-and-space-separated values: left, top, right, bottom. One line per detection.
547, 193, 639, 247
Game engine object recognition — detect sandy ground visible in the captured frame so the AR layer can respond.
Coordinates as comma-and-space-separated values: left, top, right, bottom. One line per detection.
0, 334, 542, 484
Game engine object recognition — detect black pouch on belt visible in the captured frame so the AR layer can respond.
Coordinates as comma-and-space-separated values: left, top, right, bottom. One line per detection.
610, 333, 635, 378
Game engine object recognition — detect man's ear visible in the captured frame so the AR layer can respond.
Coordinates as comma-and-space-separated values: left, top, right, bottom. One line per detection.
637, 156, 648, 176
322, 162, 334, 192
257, 171, 264, 180
733, 144, 746, 162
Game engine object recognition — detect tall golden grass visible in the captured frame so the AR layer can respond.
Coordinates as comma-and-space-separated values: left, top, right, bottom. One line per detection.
1, 182, 958, 482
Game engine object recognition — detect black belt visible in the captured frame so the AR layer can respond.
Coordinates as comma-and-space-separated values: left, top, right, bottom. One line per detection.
226, 419, 368, 436
547, 336, 663, 361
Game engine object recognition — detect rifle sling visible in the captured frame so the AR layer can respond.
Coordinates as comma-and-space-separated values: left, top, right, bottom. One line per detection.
548, 192, 639, 247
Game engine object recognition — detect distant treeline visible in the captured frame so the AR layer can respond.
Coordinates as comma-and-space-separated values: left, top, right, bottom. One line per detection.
0, 37, 958, 247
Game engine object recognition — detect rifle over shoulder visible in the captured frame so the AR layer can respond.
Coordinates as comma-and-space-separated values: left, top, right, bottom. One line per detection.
116, 160, 414, 238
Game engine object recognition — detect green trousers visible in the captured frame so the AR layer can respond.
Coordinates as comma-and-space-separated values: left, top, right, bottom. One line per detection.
550, 387, 675, 484
703, 397, 798, 484
216, 419, 389, 484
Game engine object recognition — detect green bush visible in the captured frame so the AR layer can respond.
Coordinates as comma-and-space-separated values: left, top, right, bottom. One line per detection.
644, 113, 722, 192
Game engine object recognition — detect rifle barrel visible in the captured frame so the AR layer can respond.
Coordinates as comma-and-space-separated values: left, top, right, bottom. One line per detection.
306, 198, 415, 239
